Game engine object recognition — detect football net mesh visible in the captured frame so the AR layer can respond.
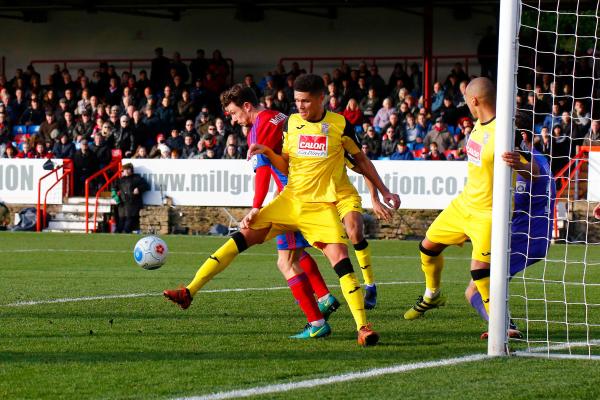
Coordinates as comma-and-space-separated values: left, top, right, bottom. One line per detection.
508, 0, 600, 359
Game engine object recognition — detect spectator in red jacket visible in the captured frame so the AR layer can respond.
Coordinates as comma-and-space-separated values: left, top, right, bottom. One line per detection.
342, 98, 363, 127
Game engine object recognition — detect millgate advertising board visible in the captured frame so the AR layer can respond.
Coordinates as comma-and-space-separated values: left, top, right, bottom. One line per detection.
125, 159, 468, 210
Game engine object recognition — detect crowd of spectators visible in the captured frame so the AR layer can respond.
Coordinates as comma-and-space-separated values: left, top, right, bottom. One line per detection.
1, 46, 599, 186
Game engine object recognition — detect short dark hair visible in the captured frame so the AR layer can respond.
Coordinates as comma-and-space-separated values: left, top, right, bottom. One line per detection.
220, 84, 259, 108
293, 74, 325, 95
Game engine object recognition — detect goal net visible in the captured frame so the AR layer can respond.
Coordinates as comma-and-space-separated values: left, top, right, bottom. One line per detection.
495, 0, 600, 359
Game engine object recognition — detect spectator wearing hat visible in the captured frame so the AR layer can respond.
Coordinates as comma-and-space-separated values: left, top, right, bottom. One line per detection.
390, 140, 415, 160
74, 110, 94, 140
149, 133, 168, 158
73, 139, 99, 195
52, 133, 76, 159
39, 110, 60, 143
112, 163, 149, 234
424, 116, 453, 152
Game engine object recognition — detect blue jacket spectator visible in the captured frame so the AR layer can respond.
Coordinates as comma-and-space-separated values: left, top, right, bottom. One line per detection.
390, 141, 414, 160
52, 134, 76, 159
431, 82, 445, 113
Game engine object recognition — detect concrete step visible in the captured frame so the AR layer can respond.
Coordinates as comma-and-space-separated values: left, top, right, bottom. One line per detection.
53, 212, 101, 222
42, 228, 88, 233
60, 204, 112, 214
47, 220, 97, 231
67, 197, 114, 206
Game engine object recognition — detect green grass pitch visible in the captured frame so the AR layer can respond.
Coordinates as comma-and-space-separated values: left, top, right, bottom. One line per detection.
1, 232, 599, 399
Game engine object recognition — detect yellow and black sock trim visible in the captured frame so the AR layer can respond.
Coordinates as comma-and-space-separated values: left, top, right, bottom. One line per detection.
419, 241, 442, 257
353, 239, 369, 251
333, 258, 354, 277
231, 231, 248, 253
470, 268, 491, 281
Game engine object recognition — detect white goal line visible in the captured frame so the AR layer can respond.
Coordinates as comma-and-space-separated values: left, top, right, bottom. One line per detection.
172, 354, 488, 400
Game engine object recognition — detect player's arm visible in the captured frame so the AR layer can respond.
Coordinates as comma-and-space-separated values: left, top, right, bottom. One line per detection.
501, 151, 540, 181
248, 144, 289, 175
342, 120, 400, 210
349, 161, 393, 221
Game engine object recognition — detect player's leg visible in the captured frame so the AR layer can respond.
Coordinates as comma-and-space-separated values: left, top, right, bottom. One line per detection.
404, 201, 467, 319
321, 242, 379, 346
467, 211, 493, 315
277, 232, 340, 320
342, 210, 377, 309
276, 249, 331, 339
163, 227, 269, 309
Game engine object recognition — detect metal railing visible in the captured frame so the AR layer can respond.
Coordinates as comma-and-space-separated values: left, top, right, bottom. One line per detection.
553, 145, 599, 238
36, 159, 74, 232
84, 158, 122, 233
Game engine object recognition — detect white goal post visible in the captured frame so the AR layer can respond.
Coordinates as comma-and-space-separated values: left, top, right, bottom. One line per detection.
490, 0, 600, 359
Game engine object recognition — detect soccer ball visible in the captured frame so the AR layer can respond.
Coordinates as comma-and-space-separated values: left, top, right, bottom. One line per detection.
133, 236, 168, 270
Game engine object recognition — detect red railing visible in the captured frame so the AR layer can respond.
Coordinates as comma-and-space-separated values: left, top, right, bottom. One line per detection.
553, 145, 600, 238
84, 157, 122, 233
30, 57, 235, 85
36, 158, 74, 232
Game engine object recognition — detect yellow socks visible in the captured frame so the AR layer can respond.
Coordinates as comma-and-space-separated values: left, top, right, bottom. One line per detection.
420, 242, 444, 295
471, 269, 491, 314
187, 233, 247, 296
354, 239, 374, 285
334, 258, 367, 331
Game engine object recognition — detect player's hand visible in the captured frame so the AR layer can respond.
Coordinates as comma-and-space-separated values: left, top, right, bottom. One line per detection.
502, 151, 527, 170
594, 204, 600, 220
381, 191, 401, 210
133, 188, 140, 195
240, 207, 260, 229
248, 144, 268, 159
372, 198, 393, 221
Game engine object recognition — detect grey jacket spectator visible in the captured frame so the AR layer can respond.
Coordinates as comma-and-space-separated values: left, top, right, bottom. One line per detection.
424, 117, 453, 152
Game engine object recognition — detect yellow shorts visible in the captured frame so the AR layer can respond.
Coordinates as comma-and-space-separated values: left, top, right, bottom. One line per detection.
250, 191, 348, 248
425, 198, 492, 263
335, 193, 364, 220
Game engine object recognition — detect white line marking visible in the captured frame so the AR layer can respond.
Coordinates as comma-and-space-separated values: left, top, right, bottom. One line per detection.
173, 354, 487, 400
1, 281, 425, 307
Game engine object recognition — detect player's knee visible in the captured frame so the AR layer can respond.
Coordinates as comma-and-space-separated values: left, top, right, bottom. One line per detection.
347, 228, 364, 244
333, 257, 354, 278
419, 240, 443, 257
276, 256, 295, 276
231, 231, 250, 253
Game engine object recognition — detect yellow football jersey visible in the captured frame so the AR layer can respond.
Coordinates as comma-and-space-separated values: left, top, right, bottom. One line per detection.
283, 111, 359, 202
457, 117, 496, 211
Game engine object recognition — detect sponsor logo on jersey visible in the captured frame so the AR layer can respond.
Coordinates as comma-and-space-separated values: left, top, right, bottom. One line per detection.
296, 124, 305, 129
269, 113, 287, 125
250, 154, 258, 170
321, 122, 330, 134
298, 134, 328, 157
466, 139, 482, 166
515, 180, 527, 193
